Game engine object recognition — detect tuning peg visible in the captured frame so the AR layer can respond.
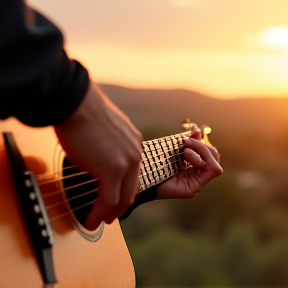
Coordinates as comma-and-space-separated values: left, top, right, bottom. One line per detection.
201, 125, 212, 147
182, 119, 194, 131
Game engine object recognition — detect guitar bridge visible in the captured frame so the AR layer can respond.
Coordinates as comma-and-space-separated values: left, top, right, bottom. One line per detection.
23, 171, 54, 246
3, 132, 57, 286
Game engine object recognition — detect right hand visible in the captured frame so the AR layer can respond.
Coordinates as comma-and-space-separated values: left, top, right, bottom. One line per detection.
54, 82, 143, 230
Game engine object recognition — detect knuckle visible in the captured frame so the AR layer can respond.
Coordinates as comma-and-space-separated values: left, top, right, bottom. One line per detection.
137, 132, 144, 143
128, 151, 142, 164
111, 160, 128, 175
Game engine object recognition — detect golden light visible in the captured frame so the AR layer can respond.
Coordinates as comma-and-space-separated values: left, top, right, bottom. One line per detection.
259, 26, 288, 50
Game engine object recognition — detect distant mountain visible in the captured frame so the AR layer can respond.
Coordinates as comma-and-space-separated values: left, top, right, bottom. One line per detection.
100, 83, 288, 140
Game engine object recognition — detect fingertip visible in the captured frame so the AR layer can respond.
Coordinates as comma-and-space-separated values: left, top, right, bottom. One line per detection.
211, 147, 219, 154
190, 131, 201, 141
85, 214, 102, 231
84, 199, 108, 230
104, 217, 116, 225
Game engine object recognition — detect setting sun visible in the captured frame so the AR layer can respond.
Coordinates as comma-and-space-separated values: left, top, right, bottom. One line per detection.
259, 26, 288, 50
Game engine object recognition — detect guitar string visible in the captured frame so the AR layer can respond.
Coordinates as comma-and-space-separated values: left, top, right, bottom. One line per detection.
37, 142, 187, 186
41, 152, 184, 200
47, 132, 194, 222
42, 179, 97, 198
37, 141, 186, 185
36, 132, 188, 185
36, 165, 80, 181
45, 155, 186, 210
45, 188, 98, 209
48, 166, 185, 223
42, 149, 186, 200
38, 171, 88, 185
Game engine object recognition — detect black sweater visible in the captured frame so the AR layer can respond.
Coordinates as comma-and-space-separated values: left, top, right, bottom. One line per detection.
0, 0, 89, 127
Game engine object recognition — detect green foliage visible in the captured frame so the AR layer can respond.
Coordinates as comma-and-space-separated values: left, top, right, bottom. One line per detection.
120, 123, 288, 287
129, 228, 229, 287
167, 172, 252, 235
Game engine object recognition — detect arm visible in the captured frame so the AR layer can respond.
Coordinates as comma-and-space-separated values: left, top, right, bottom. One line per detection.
0, 1, 143, 230
0, 1, 222, 230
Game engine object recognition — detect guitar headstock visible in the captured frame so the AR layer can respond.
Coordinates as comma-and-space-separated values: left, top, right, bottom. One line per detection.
182, 119, 212, 147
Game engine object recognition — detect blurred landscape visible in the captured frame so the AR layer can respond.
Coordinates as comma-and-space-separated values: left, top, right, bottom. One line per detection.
101, 84, 288, 287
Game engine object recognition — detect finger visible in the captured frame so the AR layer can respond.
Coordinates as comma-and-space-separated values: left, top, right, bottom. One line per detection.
184, 138, 219, 167
184, 148, 206, 170
184, 148, 223, 190
85, 171, 123, 230
207, 146, 220, 163
184, 141, 222, 177
190, 126, 201, 141
104, 161, 140, 224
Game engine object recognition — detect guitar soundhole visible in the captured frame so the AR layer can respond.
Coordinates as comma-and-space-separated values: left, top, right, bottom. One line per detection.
62, 157, 98, 228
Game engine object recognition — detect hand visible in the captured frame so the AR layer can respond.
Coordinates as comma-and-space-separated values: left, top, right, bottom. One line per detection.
155, 130, 222, 200
54, 82, 143, 230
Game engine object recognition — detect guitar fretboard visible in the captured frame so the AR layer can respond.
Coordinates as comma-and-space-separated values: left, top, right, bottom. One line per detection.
138, 131, 191, 191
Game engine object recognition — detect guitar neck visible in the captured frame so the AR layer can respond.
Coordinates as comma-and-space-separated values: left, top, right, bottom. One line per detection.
138, 131, 191, 191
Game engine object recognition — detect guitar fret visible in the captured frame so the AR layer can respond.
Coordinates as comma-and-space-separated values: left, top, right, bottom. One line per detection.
159, 139, 171, 180
139, 131, 191, 192
164, 137, 174, 175
152, 139, 164, 182
151, 141, 162, 185
140, 145, 150, 190
143, 141, 157, 189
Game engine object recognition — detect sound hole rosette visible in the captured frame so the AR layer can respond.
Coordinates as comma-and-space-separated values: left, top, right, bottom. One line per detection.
55, 144, 104, 242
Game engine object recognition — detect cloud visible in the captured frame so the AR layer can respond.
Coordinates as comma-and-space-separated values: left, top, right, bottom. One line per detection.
171, 0, 202, 8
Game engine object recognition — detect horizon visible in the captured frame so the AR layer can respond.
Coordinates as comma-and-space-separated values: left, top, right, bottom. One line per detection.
99, 82, 288, 100
29, 0, 288, 99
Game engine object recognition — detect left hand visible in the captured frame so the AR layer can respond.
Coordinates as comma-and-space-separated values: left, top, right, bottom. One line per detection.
155, 131, 222, 200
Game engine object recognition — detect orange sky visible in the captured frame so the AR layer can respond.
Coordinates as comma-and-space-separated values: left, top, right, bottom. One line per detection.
29, 0, 288, 99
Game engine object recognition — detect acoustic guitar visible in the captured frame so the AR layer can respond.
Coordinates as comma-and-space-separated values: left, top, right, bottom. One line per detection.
0, 118, 212, 288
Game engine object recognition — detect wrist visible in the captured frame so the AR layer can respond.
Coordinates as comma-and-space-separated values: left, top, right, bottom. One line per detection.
54, 82, 105, 130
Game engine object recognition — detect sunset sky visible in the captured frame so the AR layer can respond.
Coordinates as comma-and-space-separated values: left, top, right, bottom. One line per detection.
29, 0, 288, 99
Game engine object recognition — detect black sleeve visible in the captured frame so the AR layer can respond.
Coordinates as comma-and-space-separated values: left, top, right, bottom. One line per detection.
0, 0, 89, 127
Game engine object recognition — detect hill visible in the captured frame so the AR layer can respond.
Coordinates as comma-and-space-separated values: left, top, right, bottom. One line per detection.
100, 84, 288, 138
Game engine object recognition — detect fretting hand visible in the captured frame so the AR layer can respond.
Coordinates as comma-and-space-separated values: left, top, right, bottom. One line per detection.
155, 129, 222, 200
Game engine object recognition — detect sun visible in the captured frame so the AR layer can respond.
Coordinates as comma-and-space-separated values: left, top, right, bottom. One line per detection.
259, 26, 288, 50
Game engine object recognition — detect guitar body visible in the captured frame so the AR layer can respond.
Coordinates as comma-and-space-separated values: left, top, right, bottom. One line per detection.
0, 118, 135, 288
